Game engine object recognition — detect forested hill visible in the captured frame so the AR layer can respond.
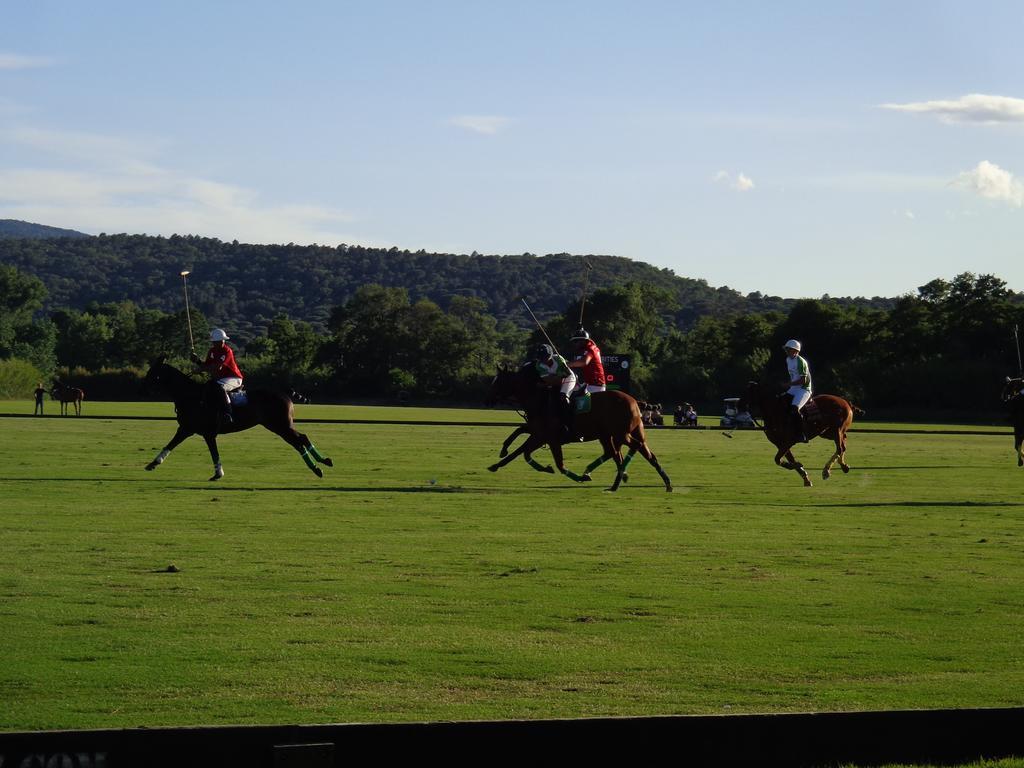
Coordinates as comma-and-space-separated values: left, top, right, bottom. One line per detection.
0, 219, 91, 239
0, 232, 890, 337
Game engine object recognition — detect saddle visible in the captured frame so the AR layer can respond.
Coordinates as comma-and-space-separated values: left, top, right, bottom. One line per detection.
570, 387, 592, 415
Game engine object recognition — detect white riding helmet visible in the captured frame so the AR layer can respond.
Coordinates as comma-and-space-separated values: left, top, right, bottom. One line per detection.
210, 328, 230, 342
571, 327, 590, 341
783, 339, 801, 352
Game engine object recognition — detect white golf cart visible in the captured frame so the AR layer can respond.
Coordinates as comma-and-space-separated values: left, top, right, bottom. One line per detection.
720, 397, 755, 428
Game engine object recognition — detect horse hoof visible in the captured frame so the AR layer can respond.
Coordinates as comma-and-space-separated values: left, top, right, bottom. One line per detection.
542, 466, 555, 474
665, 486, 673, 493
822, 470, 830, 480
145, 463, 157, 471
581, 473, 593, 482
323, 458, 334, 467
1019, 457, 1023, 467
841, 465, 850, 474
621, 473, 629, 483
487, 465, 499, 473
313, 466, 324, 478
803, 479, 813, 487
499, 449, 509, 458
209, 473, 223, 482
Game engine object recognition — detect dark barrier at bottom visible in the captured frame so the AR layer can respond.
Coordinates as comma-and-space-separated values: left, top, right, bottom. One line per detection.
2, 707, 1022, 767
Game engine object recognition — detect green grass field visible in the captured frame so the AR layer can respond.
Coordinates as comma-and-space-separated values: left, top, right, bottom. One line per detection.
1, 401, 1023, 732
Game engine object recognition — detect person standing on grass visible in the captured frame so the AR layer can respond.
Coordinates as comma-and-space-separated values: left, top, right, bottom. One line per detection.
33, 382, 47, 415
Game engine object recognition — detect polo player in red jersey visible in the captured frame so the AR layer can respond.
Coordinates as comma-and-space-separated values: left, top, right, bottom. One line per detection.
568, 327, 606, 393
191, 328, 244, 426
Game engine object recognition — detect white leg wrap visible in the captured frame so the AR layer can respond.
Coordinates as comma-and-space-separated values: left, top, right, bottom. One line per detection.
154, 449, 170, 464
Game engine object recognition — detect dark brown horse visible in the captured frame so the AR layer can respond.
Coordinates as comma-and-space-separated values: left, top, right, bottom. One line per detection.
1001, 377, 1024, 466
739, 381, 860, 487
485, 363, 672, 492
141, 357, 332, 481
52, 380, 84, 416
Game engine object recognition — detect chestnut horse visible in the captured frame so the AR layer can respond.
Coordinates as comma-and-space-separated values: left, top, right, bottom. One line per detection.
52, 381, 84, 416
1001, 377, 1024, 466
739, 381, 860, 487
485, 363, 672, 492
141, 357, 333, 481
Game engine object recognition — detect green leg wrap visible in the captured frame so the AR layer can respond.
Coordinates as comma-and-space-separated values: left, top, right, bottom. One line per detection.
300, 448, 317, 470
308, 444, 327, 462
526, 457, 548, 472
621, 451, 637, 472
585, 455, 609, 474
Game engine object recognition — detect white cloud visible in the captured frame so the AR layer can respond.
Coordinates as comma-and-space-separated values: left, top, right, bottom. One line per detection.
713, 170, 755, 192
0, 53, 54, 70
879, 94, 1024, 124
953, 160, 1024, 207
448, 115, 509, 135
0, 125, 359, 244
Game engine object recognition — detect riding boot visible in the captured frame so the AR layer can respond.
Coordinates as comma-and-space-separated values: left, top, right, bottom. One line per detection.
561, 396, 575, 440
221, 389, 234, 426
791, 406, 807, 443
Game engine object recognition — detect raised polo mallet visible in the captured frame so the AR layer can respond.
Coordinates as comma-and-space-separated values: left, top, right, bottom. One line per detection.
1015, 325, 1023, 379
180, 270, 195, 353
519, 297, 558, 354
578, 260, 594, 327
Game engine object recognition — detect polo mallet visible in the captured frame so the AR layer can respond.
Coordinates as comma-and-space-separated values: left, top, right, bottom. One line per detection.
180, 270, 195, 352
1015, 325, 1023, 379
519, 297, 558, 354
578, 260, 594, 327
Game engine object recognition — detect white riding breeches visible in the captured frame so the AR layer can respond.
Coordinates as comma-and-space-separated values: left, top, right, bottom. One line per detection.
559, 375, 576, 397
787, 387, 811, 410
217, 377, 243, 392
585, 384, 606, 393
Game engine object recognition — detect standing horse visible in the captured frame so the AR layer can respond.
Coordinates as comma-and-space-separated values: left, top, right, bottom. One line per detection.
1001, 377, 1024, 466
52, 381, 84, 416
485, 363, 672, 492
739, 381, 860, 487
141, 357, 333, 481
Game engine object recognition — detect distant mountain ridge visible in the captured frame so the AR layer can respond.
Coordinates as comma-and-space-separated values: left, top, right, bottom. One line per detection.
0, 219, 91, 239
0, 226, 895, 339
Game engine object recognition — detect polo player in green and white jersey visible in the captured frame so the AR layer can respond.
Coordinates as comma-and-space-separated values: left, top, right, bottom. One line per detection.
783, 339, 812, 443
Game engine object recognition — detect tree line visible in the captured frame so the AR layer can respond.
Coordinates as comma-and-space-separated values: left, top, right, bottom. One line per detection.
0, 232, 899, 338
2, 262, 1022, 416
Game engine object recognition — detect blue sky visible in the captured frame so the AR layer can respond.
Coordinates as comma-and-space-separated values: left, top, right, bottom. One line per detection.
2, 1, 1023, 299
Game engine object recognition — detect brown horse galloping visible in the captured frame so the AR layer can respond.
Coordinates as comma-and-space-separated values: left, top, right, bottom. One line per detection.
1001, 377, 1024, 467
52, 381, 84, 416
141, 357, 333, 481
740, 381, 861, 487
485, 363, 672, 492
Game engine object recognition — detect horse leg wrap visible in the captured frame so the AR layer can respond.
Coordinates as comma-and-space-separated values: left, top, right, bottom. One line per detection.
300, 448, 318, 470
560, 467, 585, 483
621, 451, 636, 472
526, 457, 548, 472
309, 444, 327, 463
584, 455, 609, 474
154, 449, 170, 465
